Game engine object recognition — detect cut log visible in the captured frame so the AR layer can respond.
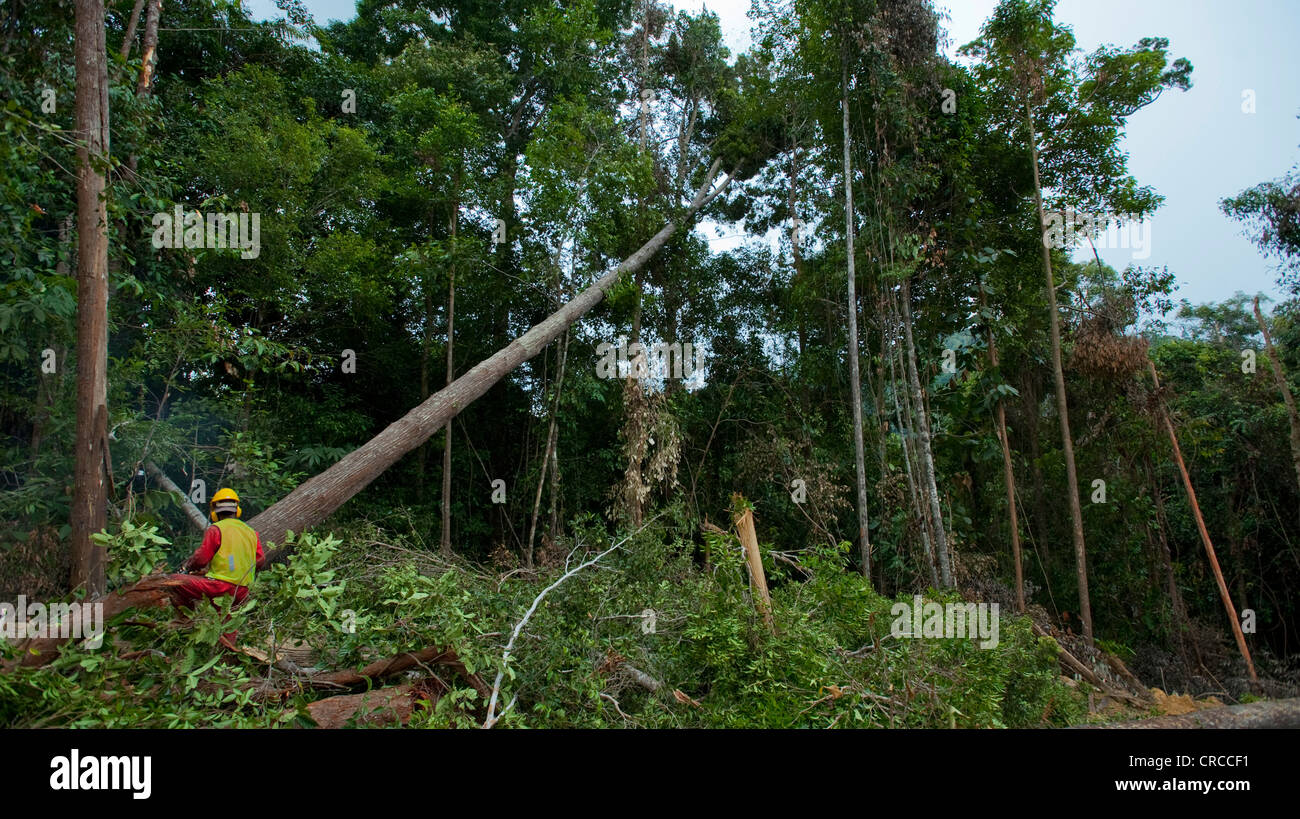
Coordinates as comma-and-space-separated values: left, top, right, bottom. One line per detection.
252, 160, 731, 555
1085, 697, 1300, 729
302, 684, 420, 728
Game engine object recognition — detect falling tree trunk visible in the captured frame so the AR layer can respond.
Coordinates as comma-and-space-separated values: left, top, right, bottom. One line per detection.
250, 160, 731, 554
1026, 98, 1092, 645
441, 206, 457, 556
1252, 296, 1300, 494
841, 64, 871, 579
1148, 360, 1258, 683
70, 0, 111, 595
899, 276, 952, 587
981, 283, 1024, 611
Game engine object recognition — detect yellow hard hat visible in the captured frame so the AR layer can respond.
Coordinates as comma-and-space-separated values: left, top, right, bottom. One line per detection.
209, 487, 242, 522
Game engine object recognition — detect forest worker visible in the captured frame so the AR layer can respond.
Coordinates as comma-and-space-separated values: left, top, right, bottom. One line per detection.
171, 487, 266, 650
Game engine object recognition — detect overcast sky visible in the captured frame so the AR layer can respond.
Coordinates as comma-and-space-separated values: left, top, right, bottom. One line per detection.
245, 0, 1300, 309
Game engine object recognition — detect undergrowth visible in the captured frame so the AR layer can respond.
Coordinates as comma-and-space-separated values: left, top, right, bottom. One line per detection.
0, 514, 1086, 728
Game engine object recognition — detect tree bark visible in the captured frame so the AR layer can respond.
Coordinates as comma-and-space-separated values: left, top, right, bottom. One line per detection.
841, 65, 872, 579
251, 161, 731, 554
1027, 98, 1092, 645
1252, 296, 1300, 495
70, 0, 111, 596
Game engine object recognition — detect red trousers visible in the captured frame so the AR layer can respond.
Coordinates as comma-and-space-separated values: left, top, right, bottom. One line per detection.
169, 575, 249, 647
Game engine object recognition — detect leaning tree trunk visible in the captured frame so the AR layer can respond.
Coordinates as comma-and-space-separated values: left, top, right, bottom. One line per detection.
70, 0, 111, 595
841, 64, 872, 579
251, 160, 732, 555
1027, 98, 1092, 645
1252, 296, 1300, 495
119, 0, 145, 58
1148, 360, 1258, 683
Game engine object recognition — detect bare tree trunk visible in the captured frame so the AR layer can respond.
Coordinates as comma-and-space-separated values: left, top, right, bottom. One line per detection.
1027, 98, 1092, 645
1252, 296, 1300, 494
251, 161, 731, 553
118, 0, 145, 58
981, 283, 1024, 611
1148, 361, 1258, 683
70, 0, 111, 595
899, 276, 952, 587
841, 65, 871, 579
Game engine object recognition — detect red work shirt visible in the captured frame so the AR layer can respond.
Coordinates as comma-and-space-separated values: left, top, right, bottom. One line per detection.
188, 524, 266, 573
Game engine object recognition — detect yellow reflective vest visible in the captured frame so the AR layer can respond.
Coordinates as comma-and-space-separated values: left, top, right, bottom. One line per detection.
206, 518, 259, 587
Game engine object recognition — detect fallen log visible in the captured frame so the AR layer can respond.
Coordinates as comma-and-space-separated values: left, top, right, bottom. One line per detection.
1084, 697, 1300, 729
